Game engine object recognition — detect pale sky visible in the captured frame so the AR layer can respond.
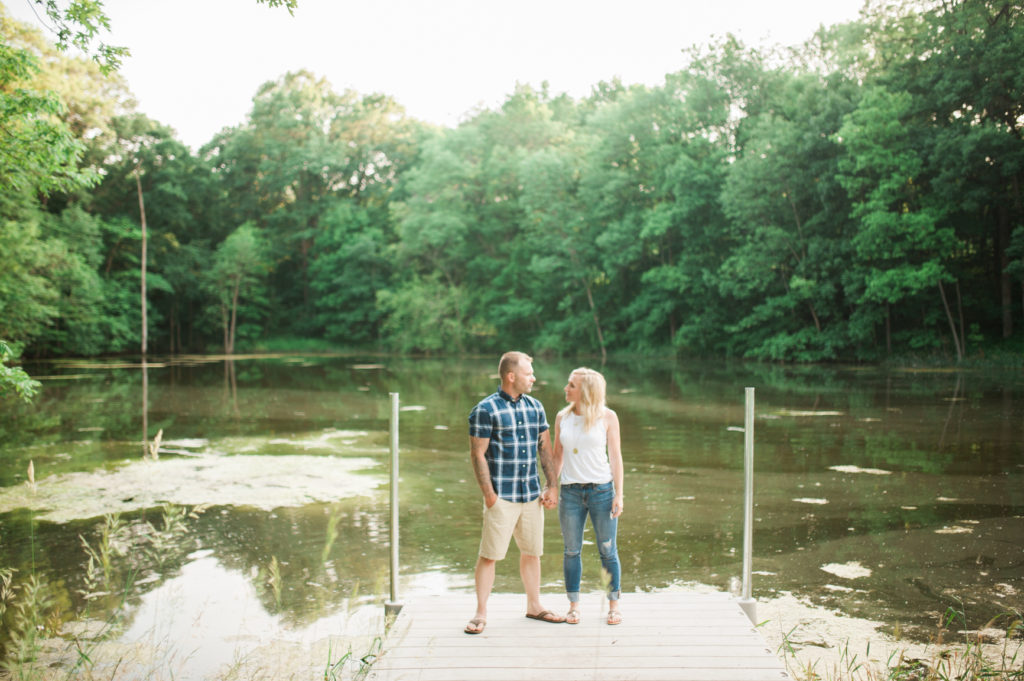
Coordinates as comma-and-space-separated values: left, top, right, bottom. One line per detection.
7, 0, 866, 150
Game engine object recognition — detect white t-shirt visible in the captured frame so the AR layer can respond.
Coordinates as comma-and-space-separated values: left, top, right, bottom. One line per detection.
559, 411, 612, 484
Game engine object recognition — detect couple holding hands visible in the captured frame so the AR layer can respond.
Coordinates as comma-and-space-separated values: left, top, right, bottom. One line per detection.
465, 351, 624, 634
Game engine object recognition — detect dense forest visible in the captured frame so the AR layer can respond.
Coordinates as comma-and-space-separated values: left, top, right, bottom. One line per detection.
1, 0, 1022, 364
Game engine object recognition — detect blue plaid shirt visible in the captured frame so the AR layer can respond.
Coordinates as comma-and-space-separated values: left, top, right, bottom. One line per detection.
468, 389, 549, 503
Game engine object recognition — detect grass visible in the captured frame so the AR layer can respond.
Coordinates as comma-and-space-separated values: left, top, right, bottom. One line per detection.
775, 604, 1024, 681
323, 636, 382, 681
2, 441, 393, 680
2, 504, 392, 680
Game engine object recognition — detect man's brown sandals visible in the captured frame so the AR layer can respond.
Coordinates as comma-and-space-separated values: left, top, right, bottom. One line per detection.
525, 610, 565, 623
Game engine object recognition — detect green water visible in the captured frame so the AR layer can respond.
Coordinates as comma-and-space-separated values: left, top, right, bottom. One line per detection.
1, 355, 1021, 673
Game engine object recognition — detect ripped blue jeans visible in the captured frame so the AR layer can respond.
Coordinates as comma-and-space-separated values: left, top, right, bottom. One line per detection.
558, 481, 621, 602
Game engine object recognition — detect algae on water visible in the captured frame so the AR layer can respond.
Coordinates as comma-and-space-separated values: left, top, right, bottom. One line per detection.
0, 430, 385, 523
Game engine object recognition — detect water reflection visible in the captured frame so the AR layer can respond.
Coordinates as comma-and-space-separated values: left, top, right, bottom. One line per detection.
0, 355, 1021, 676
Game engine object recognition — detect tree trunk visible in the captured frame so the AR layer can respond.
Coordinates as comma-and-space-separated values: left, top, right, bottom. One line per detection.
566, 244, 606, 362
141, 358, 148, 458
807, 303, 822, 333
955, 280, 965, 355
229, 277, 241, 355
583, 281, 607, 364
998, 205, 1012, 338
136, 168, 148, 356
301, 236, 312, 307
169, 307, 176, 355
221, 303, 230, 355
885, 303, 892, 356
938, 281, 963, 362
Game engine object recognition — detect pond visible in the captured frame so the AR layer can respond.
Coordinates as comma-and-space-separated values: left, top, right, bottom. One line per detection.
1, 354, 1021, 679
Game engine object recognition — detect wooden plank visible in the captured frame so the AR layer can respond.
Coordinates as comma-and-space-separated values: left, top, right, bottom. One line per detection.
368, 593, 790, 681
375, 656, 782, 668
380, 645, 776, 659
368, 667, 782, 675
371, 669, 786, 681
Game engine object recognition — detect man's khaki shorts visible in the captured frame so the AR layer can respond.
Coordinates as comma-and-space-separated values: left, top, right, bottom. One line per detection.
479, 497, 544, 560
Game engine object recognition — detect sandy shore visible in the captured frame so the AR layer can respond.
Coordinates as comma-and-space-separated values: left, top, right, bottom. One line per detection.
756, 592, 1022, 680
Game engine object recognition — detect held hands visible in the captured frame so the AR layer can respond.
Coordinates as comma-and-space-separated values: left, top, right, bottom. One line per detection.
540, 486, 558, 509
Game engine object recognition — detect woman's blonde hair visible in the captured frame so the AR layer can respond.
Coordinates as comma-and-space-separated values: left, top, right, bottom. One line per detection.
559, 367, 606, 431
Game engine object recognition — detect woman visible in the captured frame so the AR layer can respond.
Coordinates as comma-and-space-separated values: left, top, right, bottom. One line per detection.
553, 367, 624, 625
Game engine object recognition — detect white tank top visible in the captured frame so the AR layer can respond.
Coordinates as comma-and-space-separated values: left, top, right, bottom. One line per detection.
559, 411, 612, 484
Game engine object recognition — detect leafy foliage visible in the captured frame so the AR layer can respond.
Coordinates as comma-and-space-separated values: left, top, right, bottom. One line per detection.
0, 341, 40, 403
1, 1, 1022, 361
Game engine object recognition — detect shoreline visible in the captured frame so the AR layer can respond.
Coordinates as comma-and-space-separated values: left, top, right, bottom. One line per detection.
756, 592, 1022, 680
10, 588, 1022, 680
658, 583, 1021, 679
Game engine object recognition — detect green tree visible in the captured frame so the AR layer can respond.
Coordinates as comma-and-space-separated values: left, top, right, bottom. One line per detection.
574, 71, 733, 356
899, 0, 1024, 340
88, 114, 217, 353
0, 8, 97, 197
390, 84, 575, 352
376, 275, 469, 354
308, 201, 389, 346
518, 144, 606, 357
850, 0, 1024, 352
29, 206, 109, 355
0, 217, 58, 344
207, 222, 270, 354
207, 71, 420, 336
0, 340, 39, 403
835, 87, 963, 358
719, 72, 859, 361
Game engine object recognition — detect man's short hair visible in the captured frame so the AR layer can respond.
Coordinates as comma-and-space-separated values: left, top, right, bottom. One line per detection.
499, 351, 532, 380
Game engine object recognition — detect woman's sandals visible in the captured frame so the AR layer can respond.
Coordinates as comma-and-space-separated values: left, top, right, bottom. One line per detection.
564, 608, 621, 625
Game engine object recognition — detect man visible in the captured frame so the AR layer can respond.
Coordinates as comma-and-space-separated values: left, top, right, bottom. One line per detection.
464, 351, 564, 634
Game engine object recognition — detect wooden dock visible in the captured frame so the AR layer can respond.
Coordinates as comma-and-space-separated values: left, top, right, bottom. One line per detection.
368, 592, 790, 681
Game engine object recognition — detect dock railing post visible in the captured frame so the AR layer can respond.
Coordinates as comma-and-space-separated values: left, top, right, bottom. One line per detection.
738, 386, 757, 624
385, 392, 403, 617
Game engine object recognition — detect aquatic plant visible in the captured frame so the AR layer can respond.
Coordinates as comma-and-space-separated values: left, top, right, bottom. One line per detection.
321, 505, 344, 565
267, 555, 283, 609
0, 573, 54, 679
146, 428, 163, 461
79, 514, 128, 595
143, 503, 203, 568
923, 607, 1024, 681
0, 503, 214, 678
324, 636, 383, 681
775, 604, 1024, 681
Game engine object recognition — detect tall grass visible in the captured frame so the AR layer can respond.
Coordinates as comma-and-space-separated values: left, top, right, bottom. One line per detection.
0, 572, 55, 679
0, 504, 202, 679
775, 604, 1024, 681
323, 636, 382, 681
3, 436, 394, 680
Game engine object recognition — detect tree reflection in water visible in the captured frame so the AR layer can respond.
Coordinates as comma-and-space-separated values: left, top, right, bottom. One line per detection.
0, 355, 1020, 676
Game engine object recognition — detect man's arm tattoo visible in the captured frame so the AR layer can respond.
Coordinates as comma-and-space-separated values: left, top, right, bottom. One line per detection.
538, 435, 556, 486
